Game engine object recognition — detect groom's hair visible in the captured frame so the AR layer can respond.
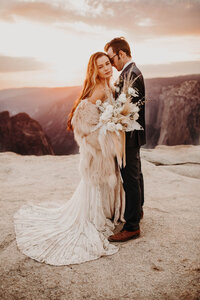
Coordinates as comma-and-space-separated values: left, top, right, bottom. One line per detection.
104, 37, 131, 57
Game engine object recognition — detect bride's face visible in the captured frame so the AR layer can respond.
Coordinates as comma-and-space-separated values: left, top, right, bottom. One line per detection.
96, 55, 113, 80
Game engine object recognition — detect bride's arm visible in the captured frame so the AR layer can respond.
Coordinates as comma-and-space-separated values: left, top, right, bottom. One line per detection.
72, 99, 101, 151
72, 85, 121, 157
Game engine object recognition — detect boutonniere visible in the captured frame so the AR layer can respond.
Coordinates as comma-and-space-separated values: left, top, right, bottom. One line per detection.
114, 76, 124, 93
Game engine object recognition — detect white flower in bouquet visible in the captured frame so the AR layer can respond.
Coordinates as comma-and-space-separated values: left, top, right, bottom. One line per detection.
100, 107, 113, 121
118, 93, 127, 104
102, 101, 109, 108
96, 99, 102, 107
107, 122, 116, 131
113, 106, 123, 115
135, 113, 139, 120
106, 104, 114, 113
115, 86, 120, 93
100, 113, 110, 121
116, 123, 123, 131
112, 116, 118, 123
130, 112, 139, 121
128, 87, 138, 97
129, 103, 140, 113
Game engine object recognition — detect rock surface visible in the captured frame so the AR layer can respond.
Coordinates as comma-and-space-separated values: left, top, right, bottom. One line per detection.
0, 145, 199, 299
0, 111, 54, 155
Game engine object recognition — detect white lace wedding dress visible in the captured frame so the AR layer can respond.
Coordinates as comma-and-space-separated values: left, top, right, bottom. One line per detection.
14, 99, 125, 266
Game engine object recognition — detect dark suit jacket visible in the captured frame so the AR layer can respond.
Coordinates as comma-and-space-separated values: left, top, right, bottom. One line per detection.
115, 62, 146, 148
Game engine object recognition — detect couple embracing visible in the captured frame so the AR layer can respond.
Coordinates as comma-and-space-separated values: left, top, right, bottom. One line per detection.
14, 37, 146, 266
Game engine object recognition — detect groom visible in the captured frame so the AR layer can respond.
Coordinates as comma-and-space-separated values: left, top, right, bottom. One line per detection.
104, 37, 146, 242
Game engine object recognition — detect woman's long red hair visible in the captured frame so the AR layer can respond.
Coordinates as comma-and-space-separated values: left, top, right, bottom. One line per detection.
67, 52, 109, 131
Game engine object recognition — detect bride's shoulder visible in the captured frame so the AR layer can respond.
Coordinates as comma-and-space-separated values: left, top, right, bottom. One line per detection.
73, 98, 99, 122
87, 84, 107, 104
76, 98, 96, 111
72, 98, 99, 132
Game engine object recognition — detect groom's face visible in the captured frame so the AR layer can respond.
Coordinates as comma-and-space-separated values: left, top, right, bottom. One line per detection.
107, 47, 124, 71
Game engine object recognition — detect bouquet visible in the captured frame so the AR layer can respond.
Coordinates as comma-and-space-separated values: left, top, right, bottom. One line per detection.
93, 76, 143, 135
94, 91, 142, 135
92, 72, 143, 167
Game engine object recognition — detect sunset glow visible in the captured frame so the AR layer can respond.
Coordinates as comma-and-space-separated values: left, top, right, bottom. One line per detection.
0, 0, 200, 89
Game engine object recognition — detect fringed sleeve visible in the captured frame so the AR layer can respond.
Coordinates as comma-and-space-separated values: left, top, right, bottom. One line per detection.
71, 100, 122, 187
71, 100, 101, 154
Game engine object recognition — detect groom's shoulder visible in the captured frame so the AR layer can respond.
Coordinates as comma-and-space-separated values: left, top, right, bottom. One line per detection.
130, 63, 142, 76
122, 62, 142, 78
130, 65, 145, 85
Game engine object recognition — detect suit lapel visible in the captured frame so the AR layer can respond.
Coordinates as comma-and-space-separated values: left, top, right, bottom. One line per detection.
120, 62, 135, 78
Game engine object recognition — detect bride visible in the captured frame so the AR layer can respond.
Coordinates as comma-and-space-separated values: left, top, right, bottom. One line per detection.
14, 52, 125, 266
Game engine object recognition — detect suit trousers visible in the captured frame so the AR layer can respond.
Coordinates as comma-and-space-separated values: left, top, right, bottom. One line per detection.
120, 147, 144, 231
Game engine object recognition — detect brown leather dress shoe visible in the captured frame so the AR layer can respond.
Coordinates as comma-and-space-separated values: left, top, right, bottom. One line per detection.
108, 229, 140, 242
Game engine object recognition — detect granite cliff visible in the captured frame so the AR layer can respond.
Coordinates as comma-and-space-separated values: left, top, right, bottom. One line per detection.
0, 111, 54, 155
145, 77, 200, 148
158, 80, 200, 145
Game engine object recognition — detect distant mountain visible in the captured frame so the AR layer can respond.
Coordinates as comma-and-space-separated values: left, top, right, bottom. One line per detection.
0, 86, 80, 119
37, 88, 81, 155
0, 111, 54, 155
0, 74, 200, 154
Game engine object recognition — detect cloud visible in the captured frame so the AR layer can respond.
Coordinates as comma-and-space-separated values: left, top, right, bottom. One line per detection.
0, 0, 199, 39
0, 1, 75, 23
87, 0, 200, 38
0, 55, 47, 72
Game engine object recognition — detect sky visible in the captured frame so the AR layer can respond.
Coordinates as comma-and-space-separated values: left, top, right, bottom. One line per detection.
0, 0, 200, 90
